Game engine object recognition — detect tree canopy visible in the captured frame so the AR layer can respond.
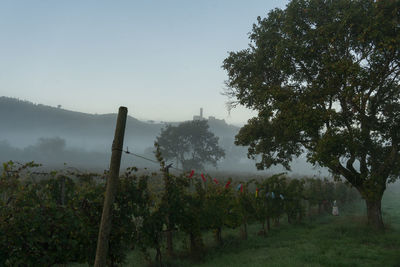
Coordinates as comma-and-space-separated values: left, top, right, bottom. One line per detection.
223, 0, 399, 229
156, 120, 225, 170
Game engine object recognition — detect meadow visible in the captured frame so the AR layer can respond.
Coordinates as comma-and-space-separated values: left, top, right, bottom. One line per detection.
123, 184, 400, 267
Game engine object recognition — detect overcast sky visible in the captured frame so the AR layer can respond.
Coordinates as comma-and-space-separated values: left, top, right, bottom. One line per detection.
0, 0, 288, 125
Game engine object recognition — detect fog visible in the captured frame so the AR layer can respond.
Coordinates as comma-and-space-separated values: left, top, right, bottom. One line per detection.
0, 97, 330, 176
0, 136, 252, 172
0, 135, 329, 177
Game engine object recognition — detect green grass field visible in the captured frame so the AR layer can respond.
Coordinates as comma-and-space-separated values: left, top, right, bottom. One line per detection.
123, 185, 400, 267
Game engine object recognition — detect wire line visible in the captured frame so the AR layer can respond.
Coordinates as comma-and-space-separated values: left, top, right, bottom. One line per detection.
118, 147, 186, 173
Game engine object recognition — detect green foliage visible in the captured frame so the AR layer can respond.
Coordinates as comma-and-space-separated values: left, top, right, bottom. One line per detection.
223, 0, 400, 228
264, 174, 287, 224
165, 190, 400, 267
203, 179, 240, 245
0, 162, 155, 266
178, 178, 206, 257
235, 181, 256, 240
284, 178, 305, 223
0, 159, 360, 265
253, 181, 270, 235
156, 120, 225, 170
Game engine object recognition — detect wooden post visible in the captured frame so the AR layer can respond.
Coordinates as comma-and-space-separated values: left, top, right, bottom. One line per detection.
164, 164, 174, 257
94, 106, 127, 267
60, 175, 65, 206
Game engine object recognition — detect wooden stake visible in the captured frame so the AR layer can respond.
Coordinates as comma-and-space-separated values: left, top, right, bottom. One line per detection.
94, 106, 127, 267
60, 175, 65, 206
164, 164, 174, 257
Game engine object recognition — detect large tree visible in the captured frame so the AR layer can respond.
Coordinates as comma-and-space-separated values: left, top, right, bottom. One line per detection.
223, 0, 399, 229
156, 120, 225, 170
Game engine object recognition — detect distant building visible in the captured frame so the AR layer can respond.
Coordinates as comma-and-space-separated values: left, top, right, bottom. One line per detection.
193, 108, 226, 124
193, 107, 206, 121
208, 116, 226, 124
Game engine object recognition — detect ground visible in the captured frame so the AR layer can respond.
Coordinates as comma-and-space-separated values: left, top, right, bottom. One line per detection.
126, 185, 400, 267
69, 184, 400, 267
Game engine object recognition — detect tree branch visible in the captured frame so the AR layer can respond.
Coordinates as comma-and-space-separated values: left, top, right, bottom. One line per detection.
328, 159, 361, 188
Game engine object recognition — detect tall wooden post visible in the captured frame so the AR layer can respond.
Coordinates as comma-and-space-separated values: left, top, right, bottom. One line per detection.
60, 175, 65, 206
94, 106, 127, 267
164, 164, 174, 257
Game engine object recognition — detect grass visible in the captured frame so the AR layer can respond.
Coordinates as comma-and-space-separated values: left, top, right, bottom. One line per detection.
124, 186, 400, 267
67, 185, 400, 266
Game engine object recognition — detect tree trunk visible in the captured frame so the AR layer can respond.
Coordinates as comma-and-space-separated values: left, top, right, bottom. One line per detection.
166, 227, 173, 257
261, 220, 266, 236
358, 183, 385, 230
366, 199, 384, 230
214, 227, 222, 246
298, 203, 303, 222
189, 232, 204, 259
155, 246, 162, 265
240, 222, 247, 240
190, 232, 196, 254
266, 216, 270, 231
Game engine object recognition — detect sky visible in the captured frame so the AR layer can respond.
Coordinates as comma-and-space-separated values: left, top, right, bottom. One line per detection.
0, 0, 289, 125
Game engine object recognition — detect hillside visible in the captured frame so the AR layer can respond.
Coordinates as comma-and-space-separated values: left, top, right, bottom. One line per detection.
0, 96, 240, 152
0, 96, 328, 175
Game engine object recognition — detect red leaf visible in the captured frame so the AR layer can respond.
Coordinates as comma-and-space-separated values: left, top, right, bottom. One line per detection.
187, 170, 194, 178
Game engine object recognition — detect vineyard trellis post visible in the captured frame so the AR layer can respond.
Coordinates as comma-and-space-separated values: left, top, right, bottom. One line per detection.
94, 106, 127, 267
60, 175, 65, 206
164, 163, 174, 257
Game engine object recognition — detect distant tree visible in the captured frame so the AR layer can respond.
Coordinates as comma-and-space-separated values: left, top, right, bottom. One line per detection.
36, 137, 66, 153
156, 120, 225, 170
223, 0, 399, 229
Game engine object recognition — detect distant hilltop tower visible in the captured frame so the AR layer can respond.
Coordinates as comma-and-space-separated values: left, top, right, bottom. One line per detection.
193, 107, 205, 120
192, 108, 226, 123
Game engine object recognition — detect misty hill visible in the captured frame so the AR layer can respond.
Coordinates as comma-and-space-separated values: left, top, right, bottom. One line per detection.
0, 97, 329, 176
0, 96, 240, 153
